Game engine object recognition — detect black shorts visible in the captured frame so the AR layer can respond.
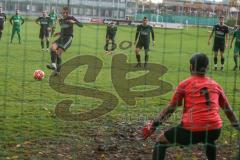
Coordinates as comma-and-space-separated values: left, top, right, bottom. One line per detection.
213, 41, 225, 52
39, 29, 49, 39
0, 23, 3, 30
55, 36, 73, 51
164, 125, 221, 145
106, 34, 115, 41
136, 39, 149, 51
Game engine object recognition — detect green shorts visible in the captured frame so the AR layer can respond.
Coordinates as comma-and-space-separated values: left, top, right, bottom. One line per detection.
12, 27, 20, 33
234, 46, 240, 56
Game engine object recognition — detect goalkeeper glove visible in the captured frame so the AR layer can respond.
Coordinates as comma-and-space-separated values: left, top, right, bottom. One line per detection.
142, 120, 161, 140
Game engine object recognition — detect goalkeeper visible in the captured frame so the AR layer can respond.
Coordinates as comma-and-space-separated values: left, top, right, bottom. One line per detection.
142, 53, 240, 160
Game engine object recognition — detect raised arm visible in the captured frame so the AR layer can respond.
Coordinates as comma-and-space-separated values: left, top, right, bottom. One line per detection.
73, 17, 83, 27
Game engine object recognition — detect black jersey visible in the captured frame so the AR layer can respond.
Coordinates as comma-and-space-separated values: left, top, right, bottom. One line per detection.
36, 16, 51, 30
212, 24, 229, 43
135, 24, 154, 42
0, 12, 7, 23
59, 16, 83, 37
106, 25, 117, 37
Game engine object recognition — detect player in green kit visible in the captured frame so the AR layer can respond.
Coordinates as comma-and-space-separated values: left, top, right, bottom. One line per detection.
230, 26, 240, 71
10, 10, 24, 44
10, 9, 24, 44
134, 17, 155, 68
48, 9, 58, 37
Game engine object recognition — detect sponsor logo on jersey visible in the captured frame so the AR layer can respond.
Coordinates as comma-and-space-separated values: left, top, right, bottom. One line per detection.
216, 31, 224, 36
141, 31, 148, 36
60, 24, 70, 29
41, 21, 48, 25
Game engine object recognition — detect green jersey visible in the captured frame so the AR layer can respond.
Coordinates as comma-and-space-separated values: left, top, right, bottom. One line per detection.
233, 29, 240, 48
48, 12, 57, 26
10, 15, 24, 27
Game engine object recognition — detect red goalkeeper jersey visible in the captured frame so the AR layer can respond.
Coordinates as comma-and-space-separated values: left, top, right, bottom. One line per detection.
169, 75, 229, 131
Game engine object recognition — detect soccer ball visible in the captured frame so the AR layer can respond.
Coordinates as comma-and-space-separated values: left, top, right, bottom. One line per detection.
33, 69, 45, 80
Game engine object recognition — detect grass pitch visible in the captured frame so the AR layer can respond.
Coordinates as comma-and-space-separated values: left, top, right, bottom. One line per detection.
0, 21, 239, 159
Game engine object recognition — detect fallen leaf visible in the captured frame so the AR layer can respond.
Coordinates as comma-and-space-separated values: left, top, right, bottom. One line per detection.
100, 154, 107, 160
16, 144, 21, 148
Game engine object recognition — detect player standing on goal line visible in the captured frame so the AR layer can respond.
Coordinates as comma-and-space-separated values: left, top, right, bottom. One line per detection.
46, 6, 83, 76
208, 15, 229, 71
141, 53, 240, 160
0, 7, 7, 40
36, 10, 51, 52
134, 17, 155, 68
230, 25, 240, 71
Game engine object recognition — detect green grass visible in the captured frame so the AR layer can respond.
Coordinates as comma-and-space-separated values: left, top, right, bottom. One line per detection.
0, 21, 240, 159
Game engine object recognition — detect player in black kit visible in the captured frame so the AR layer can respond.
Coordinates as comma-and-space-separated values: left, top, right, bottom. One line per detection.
36, 11, 51, 51
208, 16, 229, 71
46, 7, 83, 76
0, 7, 7, 40
134, 17, 155, 68
104, 21, 117, 54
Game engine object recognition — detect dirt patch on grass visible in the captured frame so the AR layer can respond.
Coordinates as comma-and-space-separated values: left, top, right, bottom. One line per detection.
4, 121, 238, 160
